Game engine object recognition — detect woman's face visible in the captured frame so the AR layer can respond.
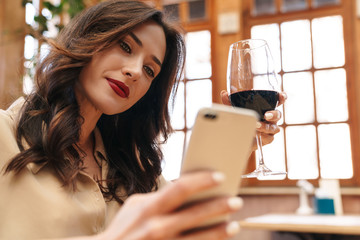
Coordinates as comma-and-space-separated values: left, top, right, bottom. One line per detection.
76, 21, 166, 115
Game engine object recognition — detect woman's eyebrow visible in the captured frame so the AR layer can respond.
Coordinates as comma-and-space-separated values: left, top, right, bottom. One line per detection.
129, 32, 162, 68
129, 32, 143, 47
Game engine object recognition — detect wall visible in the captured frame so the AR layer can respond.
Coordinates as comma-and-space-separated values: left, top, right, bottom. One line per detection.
0, 0, 25, 109
212, 0, 243, 104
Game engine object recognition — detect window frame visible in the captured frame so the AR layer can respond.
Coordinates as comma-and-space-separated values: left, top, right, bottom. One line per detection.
240, 0, 360, 187
151, 0, 216, 180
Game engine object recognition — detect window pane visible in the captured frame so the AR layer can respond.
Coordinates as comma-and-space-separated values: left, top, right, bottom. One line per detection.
186, 79, 212, 129
251, 24, 281, 73
312, 0, 340, 8
282, 0, 307, 13
163, 4, 180, 21
40, 43, 50, 61
253, 0, 276, 16
281, 20, 312, 72
312, 16, 345, 69
185, 30, 212, 79
318, 123, 353, 179
161, 131, 185, 180
24, 35, 38, 60
283, 72, 315, 124
315, 68, 348, 122
25, 3, 36, 25
23, 74, 34, 95
169, 82, 185, 130
189, 0, 206, 21
42, 15, 60, 39
259, 127, 286, 180
286, 125, 318, 179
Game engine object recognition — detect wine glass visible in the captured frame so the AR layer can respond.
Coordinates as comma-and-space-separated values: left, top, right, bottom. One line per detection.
226, 39, 286, 178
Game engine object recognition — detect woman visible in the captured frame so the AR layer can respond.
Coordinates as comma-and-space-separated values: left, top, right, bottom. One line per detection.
0, 0, 284, 239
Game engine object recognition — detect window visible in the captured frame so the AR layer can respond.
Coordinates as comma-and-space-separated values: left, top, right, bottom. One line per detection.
157, 0, 214, 180
242, 0, 358, 186
24, 0, 39, 95
24, 0, 61, 95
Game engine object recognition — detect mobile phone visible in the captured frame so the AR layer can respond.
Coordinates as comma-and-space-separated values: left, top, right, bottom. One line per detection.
180, 104, 258, 224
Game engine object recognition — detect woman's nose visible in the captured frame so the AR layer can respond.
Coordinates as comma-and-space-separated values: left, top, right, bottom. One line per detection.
122, 59, 142, 81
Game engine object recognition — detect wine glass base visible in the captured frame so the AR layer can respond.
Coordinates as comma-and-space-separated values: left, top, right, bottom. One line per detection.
242, 165, 287, 179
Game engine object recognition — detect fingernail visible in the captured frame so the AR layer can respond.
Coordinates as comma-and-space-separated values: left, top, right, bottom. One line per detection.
220, 90, 227, 97
271, 124, 277, 131
226, 221, 240, 237
282, 92, 288, 100
227, 197, 243, 210
212, 172, 225, 183
256, 122, 262, 129
265, 112, 273, 120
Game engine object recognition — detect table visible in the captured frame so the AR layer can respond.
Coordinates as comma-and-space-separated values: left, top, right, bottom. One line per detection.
239, 213, 360, 236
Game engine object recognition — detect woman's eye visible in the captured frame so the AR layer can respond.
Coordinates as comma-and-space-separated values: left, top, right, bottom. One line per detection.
119, 41, 131, 53
144, 66, 155, 78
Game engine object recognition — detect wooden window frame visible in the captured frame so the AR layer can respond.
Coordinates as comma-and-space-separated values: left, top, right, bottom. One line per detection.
240, 0, 360, 187
180, 0, 215, 160
142, 0, 217, 177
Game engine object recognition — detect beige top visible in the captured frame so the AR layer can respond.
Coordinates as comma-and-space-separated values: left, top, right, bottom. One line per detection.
0, 98, 167, 240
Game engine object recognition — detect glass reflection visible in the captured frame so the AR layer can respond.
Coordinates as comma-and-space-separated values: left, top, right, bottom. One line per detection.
312, 0, 340, 8
253, 0, 276, 16
282, 0, 307, 12
189, 0, 206, 21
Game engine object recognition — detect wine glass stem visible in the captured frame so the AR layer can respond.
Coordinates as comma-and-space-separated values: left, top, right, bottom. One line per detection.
256, 133, 265, 166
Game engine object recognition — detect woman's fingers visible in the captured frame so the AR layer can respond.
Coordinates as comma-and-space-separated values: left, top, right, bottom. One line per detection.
167, 196, 242, 235
139, 196, 243, 240
105, 171, 237, 240
278, 92, 287, 106
256, 121, 280, 135
263, 110, 282, 123
149, 171, 226, 214
220, 90, 231, 106
177, 221, 241, 240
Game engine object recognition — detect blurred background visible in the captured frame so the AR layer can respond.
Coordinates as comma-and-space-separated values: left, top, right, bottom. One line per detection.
1, 0, 360, 239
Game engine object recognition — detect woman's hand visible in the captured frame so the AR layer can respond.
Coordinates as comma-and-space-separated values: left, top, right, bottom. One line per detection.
100, 171, 242, 240
220, 90, 287, 151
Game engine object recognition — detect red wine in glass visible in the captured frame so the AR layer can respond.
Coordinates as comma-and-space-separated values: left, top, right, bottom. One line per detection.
230, 90, 279, 121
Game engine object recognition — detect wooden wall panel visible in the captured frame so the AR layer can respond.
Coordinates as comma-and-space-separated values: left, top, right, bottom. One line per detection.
0, 0, 25, 109
211, 0, 243, 104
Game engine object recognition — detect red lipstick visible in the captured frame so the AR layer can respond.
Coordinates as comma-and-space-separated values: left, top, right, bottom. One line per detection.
106, 78, 130, 98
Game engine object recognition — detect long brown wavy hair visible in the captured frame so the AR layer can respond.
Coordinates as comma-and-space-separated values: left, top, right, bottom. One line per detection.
5, 0, 185, 203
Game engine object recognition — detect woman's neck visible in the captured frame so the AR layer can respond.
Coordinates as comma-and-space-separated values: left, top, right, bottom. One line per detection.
76, 98, 102, 147
76, 96, 103, 179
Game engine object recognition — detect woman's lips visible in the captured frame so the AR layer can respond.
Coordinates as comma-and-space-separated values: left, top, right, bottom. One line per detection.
106, 78, 130, 98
